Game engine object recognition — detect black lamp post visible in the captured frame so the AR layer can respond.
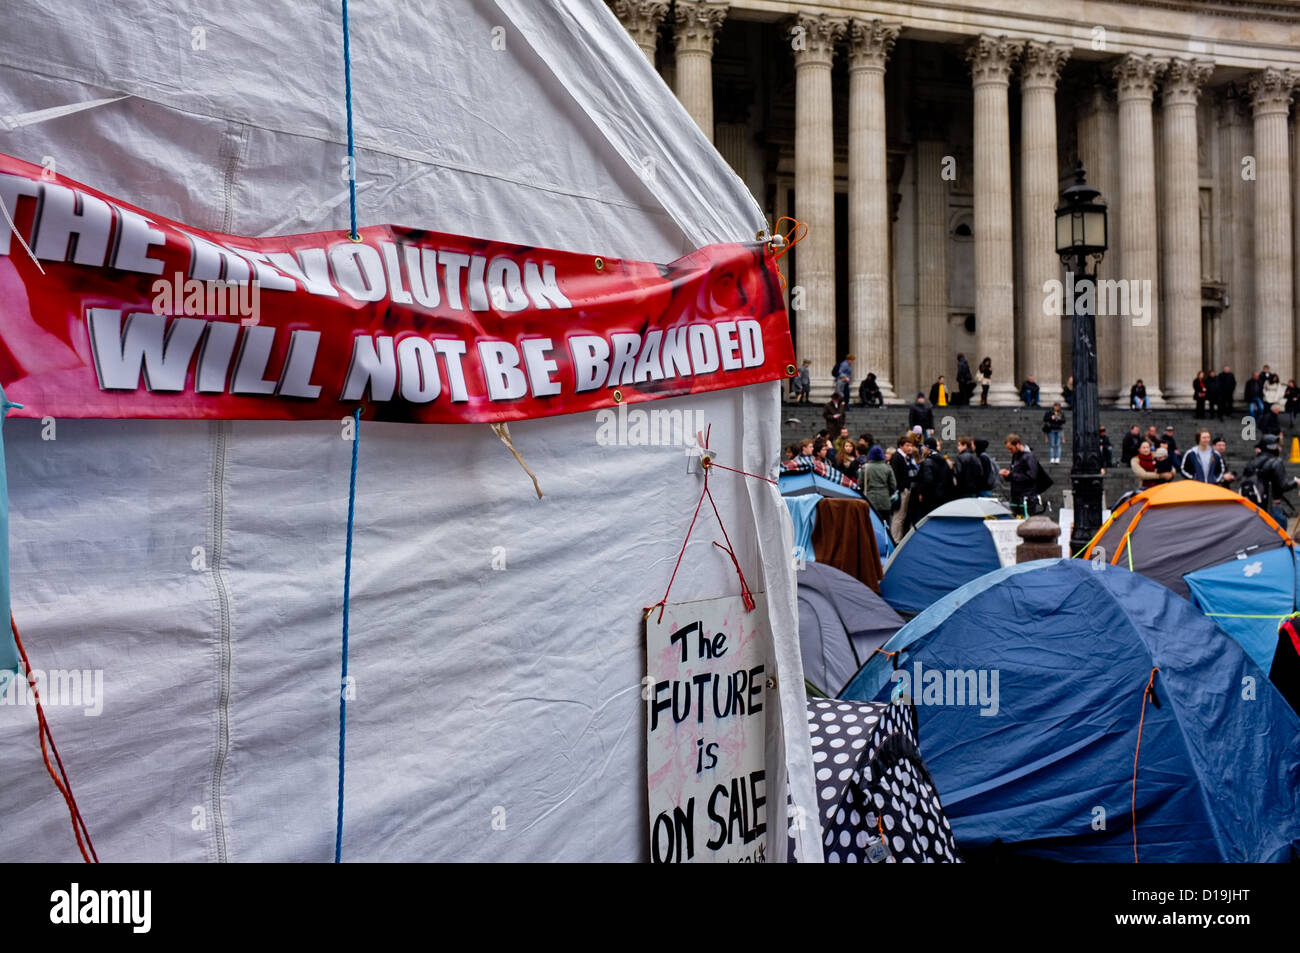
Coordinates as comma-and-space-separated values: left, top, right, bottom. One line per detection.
1055, 162, 1109, 554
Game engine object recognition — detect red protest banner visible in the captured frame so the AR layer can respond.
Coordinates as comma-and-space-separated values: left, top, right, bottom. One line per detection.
0, 153, 794, 424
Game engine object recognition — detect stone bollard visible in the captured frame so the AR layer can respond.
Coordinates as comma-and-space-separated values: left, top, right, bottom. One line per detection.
1016, 515, 1062, 563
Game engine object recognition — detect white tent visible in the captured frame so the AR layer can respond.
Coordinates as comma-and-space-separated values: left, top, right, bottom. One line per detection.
0, 0, 819, 861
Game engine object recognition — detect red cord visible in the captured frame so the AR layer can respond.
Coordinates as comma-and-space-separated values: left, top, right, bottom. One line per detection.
711, 540, 755, 611
11, 615, 98, 862
646, 429, 764, 620
705, 486, 755, 611
1131, 666, 1158, 864
705, 459, 777, 486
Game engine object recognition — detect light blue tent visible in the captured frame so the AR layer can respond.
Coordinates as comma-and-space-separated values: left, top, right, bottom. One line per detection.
0, 385, 18, 682
880, 498, 1011, 614
780, 471, 893, 560
1185, 546, 1299, 674
842, 558, 1300, 862
778, 470, 859, 500
784, 495, 819, 565
870, 507, 893, 561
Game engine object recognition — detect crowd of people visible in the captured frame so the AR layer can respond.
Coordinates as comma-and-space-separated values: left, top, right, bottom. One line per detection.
793, 354, 1300, 431
790, 353, 985, 408
1119, 422, 1300, 525
785, 417, 1300, 540
1126, 365, 1300, 422
782, 425, 1049, 540
786, 355, 1300, 537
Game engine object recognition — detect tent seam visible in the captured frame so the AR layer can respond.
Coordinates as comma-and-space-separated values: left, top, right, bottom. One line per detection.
207, 422, 233, 863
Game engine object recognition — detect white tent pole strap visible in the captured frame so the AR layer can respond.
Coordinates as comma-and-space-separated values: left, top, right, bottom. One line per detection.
0, 94, 129, 131
0, 194, 43, 274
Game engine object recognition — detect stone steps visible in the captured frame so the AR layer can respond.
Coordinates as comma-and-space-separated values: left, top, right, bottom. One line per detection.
779, 400, 1296, 510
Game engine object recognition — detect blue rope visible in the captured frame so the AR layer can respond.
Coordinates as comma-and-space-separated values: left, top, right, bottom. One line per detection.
335, 408, 360, 863
342, 0, 359, 240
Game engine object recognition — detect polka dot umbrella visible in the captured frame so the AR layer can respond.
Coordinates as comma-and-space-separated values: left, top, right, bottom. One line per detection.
789, 698, 960, 863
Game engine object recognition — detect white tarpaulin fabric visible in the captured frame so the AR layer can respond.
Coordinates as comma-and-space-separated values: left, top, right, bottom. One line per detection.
0, 0, 820, 861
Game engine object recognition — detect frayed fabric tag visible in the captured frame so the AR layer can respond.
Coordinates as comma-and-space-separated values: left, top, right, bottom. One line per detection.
490, 422, 543, 499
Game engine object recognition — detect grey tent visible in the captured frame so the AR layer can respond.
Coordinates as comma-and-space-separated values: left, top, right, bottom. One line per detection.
798, 562, 905, 696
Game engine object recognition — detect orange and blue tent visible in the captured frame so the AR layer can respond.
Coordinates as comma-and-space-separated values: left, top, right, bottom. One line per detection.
1081, 482, 1297, 671
1080, 481, 1293, 598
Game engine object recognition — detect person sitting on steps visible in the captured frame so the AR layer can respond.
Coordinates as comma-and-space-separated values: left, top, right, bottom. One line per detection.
859, 372, 883, 407
1130, 379, 1148, 410
1020, 376, 1040, 407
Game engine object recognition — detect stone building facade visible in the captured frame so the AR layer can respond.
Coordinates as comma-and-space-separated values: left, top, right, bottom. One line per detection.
609, 0, 1300, 405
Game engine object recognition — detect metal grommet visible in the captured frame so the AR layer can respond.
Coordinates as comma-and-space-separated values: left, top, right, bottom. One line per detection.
594, 257, 605, 272
755, 228, 767, 241
766, 676, 777, 690
785, 363, 797, 376
700, 454, 712, 469
348, 231, 364, 243
612, 389, 623, 403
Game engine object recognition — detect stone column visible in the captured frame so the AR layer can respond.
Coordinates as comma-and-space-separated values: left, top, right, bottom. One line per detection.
715, 122, 749, 181
674, 2, 728, 143
1161, 59, 1213, 407
1077, 83, 1122, 404
609, 1, 669, 62
967, 35, 1024, 405
1018, 41, 1070, 406
1250, 68, 1295, 373
848, 19, 901, 400
1293, 110, 1300, 379
915, 136, 949, 399
1112, 54, 1166, 406
793, 13, 847, 400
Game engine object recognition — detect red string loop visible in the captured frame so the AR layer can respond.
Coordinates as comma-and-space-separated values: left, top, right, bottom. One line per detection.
646, 429, 772, 620
770, 217, 808, 264
11, 614, 97, 862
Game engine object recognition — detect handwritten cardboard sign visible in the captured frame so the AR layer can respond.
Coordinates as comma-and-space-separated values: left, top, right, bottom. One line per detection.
646, 593, 768, 863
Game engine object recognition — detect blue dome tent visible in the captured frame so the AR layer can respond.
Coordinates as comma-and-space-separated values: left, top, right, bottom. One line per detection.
841, 559, 1300, 862
879, 498, 1011, 615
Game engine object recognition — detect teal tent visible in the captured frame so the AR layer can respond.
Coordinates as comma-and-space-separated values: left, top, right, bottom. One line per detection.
1184, 546, 1299, 673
